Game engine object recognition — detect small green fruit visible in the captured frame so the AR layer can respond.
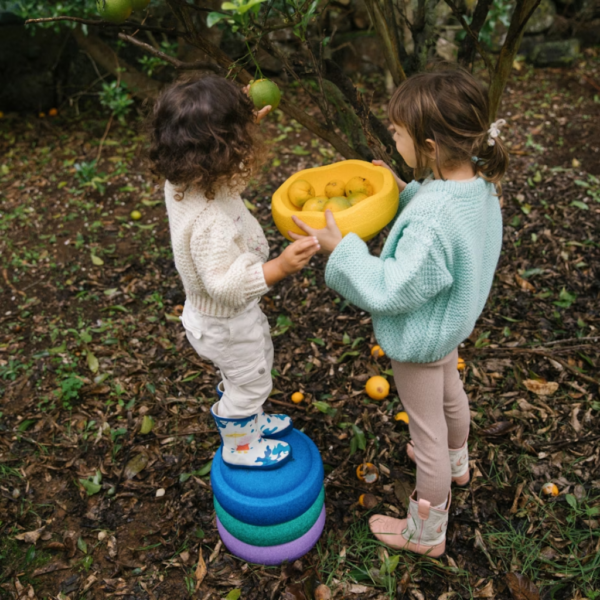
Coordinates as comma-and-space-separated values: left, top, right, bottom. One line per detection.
248, 79, 282, 111
96, 0, 133, 23
130, 210, 142, 221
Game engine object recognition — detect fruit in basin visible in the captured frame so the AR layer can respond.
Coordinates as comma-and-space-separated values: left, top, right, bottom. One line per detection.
346, 176, 373, 197
271, 159, 399, 242
303, 196, 328, 212
324, 196, 351, 212
324, 180, 346, 198
288, 179, 315, 208
249, 79, 282, 111
348, 192, 368, 206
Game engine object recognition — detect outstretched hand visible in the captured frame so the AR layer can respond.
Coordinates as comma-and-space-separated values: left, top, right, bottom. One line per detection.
372, 159, 407, 192
242, 85, 271, 123
290, 210, 343, 255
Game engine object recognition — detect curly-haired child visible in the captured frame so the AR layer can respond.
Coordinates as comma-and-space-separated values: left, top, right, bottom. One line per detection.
150, 75, 319, 470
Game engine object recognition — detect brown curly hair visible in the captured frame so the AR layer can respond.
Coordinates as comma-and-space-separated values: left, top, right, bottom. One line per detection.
388, 67, 509, 188
149, 75, 261, 199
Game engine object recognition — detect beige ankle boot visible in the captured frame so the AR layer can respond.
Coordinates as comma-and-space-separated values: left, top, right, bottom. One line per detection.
369, 491, 450, 557
406, 440, 469, 486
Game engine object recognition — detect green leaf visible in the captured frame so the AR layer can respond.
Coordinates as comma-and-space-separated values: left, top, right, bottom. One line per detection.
565, 494, 577, 509
86, 352, 99, 374
342, 332, 351, 344
196, 460, 213, 477
474, 331, 491, 348
91, 254, 104, 266
237, 0, 268, 14
221, 1, 238, 10
225, 590, 241, 600
18, 419, 37, 432
77, 536, 88, 554
291, 145, 311, 155
80, 477, 102, 496
520, 268, 544, 279
570, 200, 589, 210
307, 337, 325, 346
82, 555, 93, 571
553, 287, 577, 308
140, 415, 154, 434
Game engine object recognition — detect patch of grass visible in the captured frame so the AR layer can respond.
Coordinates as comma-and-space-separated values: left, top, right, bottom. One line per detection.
0, 534, 54, 588
483, 491, 600, 597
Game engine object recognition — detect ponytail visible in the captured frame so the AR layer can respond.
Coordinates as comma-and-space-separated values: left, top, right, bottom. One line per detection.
475, 119, 510, 192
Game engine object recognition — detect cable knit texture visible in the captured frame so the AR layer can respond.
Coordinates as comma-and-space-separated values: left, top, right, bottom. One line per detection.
325, 177, 503, 363
165, 180, 270, 317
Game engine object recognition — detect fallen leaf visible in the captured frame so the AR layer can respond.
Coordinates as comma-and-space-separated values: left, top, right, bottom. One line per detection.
505, 572, 540, 600
393, 478, 412, 509
523, 379, 559, 396
124, 454, 148, 479
14, 527, 45, 545
514, 274, 535, 292
32, 562, 70, 577
481, 421, 517, 436
194, 547, 206, 590
474, 580, 495, 598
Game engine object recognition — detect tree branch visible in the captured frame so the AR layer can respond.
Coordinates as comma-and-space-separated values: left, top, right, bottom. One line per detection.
457, 0, 494, 68
25, 16, 178, 36
117, 33, 221, 72
443, 0, 494, 73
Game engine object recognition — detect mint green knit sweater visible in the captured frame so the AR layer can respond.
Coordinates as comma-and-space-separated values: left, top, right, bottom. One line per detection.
324, 177, 503, 363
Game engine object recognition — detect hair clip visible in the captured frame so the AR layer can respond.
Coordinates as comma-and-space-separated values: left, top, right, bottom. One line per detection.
487, 119, 506, 146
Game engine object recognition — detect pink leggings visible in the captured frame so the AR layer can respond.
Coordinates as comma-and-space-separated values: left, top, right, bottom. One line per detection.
391, 348, 470, 506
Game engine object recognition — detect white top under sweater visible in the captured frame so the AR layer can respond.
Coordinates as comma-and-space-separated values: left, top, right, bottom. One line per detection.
164, 180, 270, 318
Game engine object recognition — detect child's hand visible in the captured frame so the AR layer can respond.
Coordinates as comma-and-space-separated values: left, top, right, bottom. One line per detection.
242, 85, 272, 124
372, 159, 407, 192
279, 236, 320, 274
290, 210, 343, 255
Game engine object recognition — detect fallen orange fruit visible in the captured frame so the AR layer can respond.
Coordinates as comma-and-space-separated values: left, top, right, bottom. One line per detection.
365, 376, 389, 400
370, 345, 385, 358
291, 391, 304, 404
358, 493, 378, 509
394, 411, 409, 424
541, 482, 559, 497
356, 463, 379, 484
49, 108, 58, 117
457, 357, 466, 371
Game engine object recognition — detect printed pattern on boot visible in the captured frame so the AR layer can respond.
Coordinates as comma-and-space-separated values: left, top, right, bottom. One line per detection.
211, 405, 291, 469
369, 491, 450, 557
216, 381, 293, 438
257, 410, 293, 438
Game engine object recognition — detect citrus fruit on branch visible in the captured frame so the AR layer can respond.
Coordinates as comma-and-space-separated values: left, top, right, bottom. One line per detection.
248, 79, 282, 111
96, 0, 133, 22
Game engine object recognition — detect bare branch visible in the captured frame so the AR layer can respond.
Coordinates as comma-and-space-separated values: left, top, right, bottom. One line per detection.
118, 33, 221, 72
25, 16, 178, 36
457, 0, 493, 67
443, 0, 494, 74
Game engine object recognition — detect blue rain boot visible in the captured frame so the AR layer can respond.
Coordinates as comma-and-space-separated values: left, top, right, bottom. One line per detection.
216, 381, 293, 439
211, 402, 292, 469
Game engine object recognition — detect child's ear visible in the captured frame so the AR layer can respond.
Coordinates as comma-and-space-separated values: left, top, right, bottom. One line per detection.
425, 138, 437, 158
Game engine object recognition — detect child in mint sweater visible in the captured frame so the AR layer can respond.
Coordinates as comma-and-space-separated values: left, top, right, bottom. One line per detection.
291, 69, 508, 556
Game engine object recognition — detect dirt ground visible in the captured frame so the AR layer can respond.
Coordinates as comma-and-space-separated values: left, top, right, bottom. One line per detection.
1, 53, 599, 600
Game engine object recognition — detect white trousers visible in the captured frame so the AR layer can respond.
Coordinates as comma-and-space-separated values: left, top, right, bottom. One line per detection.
181, 300, 274, 418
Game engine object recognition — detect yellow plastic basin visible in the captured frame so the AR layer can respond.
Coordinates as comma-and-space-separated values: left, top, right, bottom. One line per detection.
272, 160, 399, 241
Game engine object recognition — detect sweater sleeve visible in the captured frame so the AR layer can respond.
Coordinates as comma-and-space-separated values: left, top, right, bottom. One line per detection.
389, 180, 421, 228
190, 213, 268, 309
324, 222, 453, 316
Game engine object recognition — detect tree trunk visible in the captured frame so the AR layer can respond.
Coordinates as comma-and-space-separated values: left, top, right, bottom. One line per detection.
488, 0, 542, 118
71, 25, 162, 100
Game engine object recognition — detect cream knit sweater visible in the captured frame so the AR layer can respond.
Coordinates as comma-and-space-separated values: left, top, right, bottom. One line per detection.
164, 180, 270, 318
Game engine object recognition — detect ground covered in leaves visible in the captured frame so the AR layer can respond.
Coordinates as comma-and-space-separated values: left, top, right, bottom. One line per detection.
1, 54, 600, 600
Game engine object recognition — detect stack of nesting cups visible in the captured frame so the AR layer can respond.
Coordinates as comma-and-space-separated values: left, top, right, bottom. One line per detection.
210, 428, 325, 565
